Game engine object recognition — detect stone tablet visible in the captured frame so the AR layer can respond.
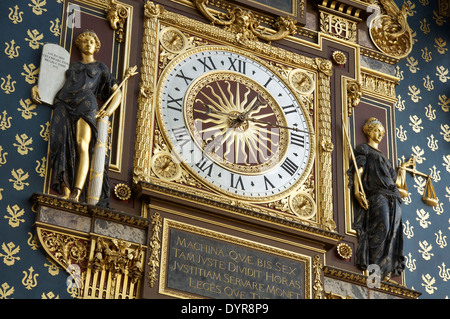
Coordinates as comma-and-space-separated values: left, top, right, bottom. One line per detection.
37, 43, 70, 105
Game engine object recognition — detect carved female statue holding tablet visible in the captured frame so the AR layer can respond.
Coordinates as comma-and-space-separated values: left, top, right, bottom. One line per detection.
32, 30, 122, 206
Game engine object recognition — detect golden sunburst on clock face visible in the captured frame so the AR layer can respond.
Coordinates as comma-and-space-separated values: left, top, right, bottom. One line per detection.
157, 47, 314, 200
184, 71, 289, 174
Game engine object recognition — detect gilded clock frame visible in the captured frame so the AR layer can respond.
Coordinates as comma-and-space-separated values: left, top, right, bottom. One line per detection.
134, 2, 335, 231
155, 45, 315, 201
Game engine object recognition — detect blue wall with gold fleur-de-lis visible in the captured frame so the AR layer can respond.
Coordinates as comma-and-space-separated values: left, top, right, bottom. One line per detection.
0, 0, 72, 299
0, 0, 448, 299
393, 0, 450, 298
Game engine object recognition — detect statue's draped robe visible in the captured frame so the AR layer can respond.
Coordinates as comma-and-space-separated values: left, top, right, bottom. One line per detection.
49, 61, 117, 207
348, 143, 405, 279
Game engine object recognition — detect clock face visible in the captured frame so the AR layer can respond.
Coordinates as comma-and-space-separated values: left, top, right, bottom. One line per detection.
156, 46, 314, 201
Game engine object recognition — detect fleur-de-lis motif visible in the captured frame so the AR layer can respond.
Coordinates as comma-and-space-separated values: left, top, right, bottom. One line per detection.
35, 157, 46, 177
412, 145, 426, 163
22, 267, 38, 290
4, 204, 25, 228
433, 202, 444, 215
435, 230, 447, 248
432, 10, 446, 26
404, 0, 416, 15
21, 64, 39, 85
416, 209, 431, 228
40, 122, 50, 141
414, 175, 427, 195
421, 47, 432, 62
408, 85, 422, 103
434, 37, 448, 54
395, 94, 406, 111
9, 168, 30, 191
0, 282, 15, 299
418, 240, 434, 260
8, 5, 23, 24
27, 232, 39, 251
427, 134, 439, 151
406, 56, 420, 73
396, 125, 408, 142
405, 252, 417, 272
438, 94, 450, 112
419, 19, 430, 34
0, 146, 8, 167
0, 74, 16, 94
403, 220, 415, 239
436, 66, 450, 83
0, 110, 12, 131
409, 115, 424, 133
42, 292, 59, 299
25, 29, 44, 50
421, 273, 437, 294
423, 75, 434, 91
425, 104, 436, 120
429, 165, 441, 182
28, 0, 47, 16
411, 30, 418, 45
440, 124, 450, 142
4, 40, 20, 59
13, 133, 33, 155
402, 192, 412, 205
17, 99, 38, 120
50, 18, 61, 37
395, 66, 404, 81
0, 242, 21, 266
443, 156, 450, 173
44, 260, 60, 276
438, 263, 450, 282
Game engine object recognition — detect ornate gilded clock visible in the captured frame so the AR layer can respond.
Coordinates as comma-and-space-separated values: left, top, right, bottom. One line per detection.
155, 46, 315, 202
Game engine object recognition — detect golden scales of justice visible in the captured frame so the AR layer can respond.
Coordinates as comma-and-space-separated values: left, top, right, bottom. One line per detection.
342, 117, 438, 208
397, 156, 439, 207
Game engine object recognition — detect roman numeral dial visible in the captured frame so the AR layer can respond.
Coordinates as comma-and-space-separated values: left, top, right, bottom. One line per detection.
157, 47, 314, 201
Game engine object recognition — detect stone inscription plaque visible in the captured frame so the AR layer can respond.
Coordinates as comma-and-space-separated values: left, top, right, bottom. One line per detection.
37, 43, 70, 104
165, 228, 307, 299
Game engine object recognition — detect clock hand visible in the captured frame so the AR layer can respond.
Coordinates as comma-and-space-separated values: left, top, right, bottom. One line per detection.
199, 103, 238, 118
246, 117, 314, 135
203, 118, 242, 155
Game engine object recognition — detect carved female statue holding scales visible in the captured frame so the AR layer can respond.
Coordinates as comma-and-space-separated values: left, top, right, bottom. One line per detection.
32, 30, 136, 206
345, 117, 415, 281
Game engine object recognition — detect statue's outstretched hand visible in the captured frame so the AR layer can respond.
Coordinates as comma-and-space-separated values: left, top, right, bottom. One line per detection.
31, 85, 42, 104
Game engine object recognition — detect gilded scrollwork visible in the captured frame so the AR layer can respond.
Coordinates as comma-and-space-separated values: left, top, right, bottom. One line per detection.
106, 1, 129, 43
193, 0, 297, 44
85, 237, 145, 298
148, 211, 162, 288
313, 255, 324, 299
346, 80, 362, 116
38, 230, 89, 269
91, 237, 144, 284
313, 58, 335, 231
369, 0, 413, 59
361, 68, 398, 98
